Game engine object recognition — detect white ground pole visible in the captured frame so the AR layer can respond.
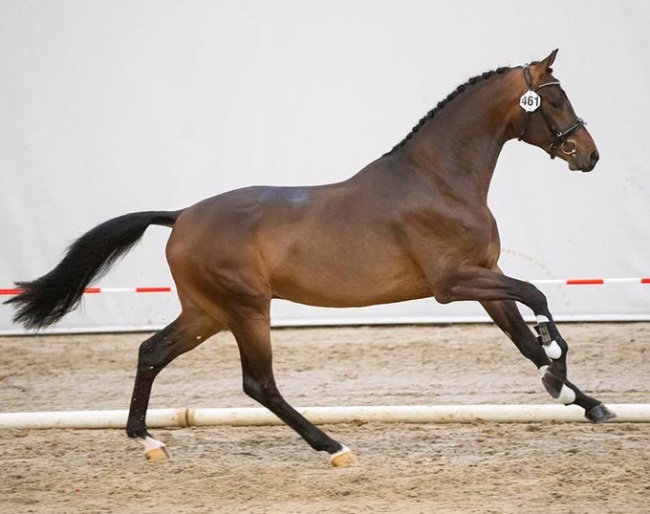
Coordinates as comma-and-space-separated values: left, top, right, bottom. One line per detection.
0, 404, 649, 430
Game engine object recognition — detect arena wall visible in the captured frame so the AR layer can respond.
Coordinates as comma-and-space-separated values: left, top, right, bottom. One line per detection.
1, 1, 649, 333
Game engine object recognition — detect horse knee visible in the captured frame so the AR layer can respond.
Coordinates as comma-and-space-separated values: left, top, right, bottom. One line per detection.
527, 286, 550, 316
535, 319, 569, 361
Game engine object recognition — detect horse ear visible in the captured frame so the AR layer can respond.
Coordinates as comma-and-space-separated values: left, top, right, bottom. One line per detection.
531, 49, 558, 82
540, 49, 558, 70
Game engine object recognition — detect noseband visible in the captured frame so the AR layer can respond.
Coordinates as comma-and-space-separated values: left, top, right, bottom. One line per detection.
518, 65, 586, 159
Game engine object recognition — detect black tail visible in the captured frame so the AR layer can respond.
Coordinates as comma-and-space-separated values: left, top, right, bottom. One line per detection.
4, 210, 182, 330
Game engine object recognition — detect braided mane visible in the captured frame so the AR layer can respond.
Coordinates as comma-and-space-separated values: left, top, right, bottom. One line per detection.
386, 66, 510, 155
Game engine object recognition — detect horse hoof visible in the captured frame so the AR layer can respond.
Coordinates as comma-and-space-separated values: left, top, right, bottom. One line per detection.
145, 446, 169, 461
585, 403, 617, 423
330, 448, 357, 468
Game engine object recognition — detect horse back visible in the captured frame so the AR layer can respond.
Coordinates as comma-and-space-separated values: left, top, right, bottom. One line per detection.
165, 171, 434, 308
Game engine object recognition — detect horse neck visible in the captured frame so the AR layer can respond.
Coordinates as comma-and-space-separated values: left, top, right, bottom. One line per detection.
396, 73, 520, 200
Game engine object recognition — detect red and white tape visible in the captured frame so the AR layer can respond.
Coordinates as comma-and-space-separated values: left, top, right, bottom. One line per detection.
1, 278, 650, 296
531, 277, 650, 285
0, 287, 174, 295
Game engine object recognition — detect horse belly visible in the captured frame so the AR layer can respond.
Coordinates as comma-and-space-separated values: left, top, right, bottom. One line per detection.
267, 244, 431, 308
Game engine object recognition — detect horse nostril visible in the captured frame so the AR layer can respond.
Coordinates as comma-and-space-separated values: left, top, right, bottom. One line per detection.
589, 150, 600, 167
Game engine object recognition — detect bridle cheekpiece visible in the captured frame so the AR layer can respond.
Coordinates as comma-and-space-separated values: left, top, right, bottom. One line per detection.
518, 64, 586, 159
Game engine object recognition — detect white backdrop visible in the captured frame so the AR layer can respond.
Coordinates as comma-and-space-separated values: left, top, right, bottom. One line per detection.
1, 0, 649, 334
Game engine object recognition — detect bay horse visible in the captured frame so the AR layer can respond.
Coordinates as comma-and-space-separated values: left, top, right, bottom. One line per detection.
5, 49, 614, 466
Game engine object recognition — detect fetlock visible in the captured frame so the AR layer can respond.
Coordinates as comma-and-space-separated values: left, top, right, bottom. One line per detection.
541, 368, 576, 405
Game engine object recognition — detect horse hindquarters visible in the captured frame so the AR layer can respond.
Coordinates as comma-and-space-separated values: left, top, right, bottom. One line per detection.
164, 209, 358, 465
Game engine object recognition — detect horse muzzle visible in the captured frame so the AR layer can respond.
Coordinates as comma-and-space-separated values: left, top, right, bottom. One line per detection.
556, 139, 599, 173
568, 147, 599, 173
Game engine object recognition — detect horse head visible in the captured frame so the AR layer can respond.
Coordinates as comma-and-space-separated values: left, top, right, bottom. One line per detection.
517, 49, 599, 172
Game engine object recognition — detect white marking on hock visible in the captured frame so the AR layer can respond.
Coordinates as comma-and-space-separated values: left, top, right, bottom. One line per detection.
557, 384, 577, 404
329, 445, 352, 464
136, 435, 166, 452
543, 340, 563, 360
538, 365, 549, 377
536, 315, 551, 324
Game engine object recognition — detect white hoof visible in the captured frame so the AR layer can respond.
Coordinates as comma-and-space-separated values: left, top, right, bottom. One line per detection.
136, 435, 169, 461
330, 446, 357, 468
145, 446, 169, 461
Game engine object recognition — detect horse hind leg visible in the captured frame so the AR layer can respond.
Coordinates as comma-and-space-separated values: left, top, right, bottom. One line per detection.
227, 303, 356, 468
126, 310, 221, 460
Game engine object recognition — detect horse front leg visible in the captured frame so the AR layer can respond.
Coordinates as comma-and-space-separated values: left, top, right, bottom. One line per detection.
434, 267, 615, 422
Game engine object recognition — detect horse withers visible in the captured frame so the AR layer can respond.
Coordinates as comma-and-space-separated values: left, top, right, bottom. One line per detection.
5, 49, 613, 466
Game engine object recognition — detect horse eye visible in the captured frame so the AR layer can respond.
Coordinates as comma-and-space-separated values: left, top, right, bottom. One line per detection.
551, 100, 562, 109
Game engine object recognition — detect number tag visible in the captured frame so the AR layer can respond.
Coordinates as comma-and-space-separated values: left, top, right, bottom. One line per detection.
520, 90, 541, 112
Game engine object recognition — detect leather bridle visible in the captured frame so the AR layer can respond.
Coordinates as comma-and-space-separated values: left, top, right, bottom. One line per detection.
518, 64, 586, 159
